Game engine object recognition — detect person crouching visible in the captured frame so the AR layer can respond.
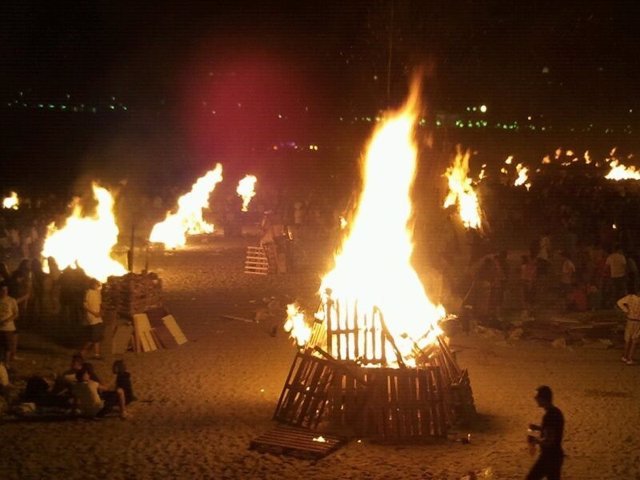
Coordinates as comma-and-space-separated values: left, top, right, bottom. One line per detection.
71, 367, 128, 419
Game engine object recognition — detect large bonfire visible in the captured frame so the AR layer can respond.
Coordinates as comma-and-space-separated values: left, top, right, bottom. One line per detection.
41, 183, 127, 282
286, 81, 446, 367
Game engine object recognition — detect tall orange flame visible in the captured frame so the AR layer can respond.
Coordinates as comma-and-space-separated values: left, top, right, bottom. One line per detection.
443, 148, 482, 230
236, 175, 257, 212
41, 183, 127, 282
149, 164, 223, 248
286, 81, 445, 366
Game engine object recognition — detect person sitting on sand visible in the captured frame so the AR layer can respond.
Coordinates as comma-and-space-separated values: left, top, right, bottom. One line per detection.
71, 367, 128, 419
51, 353, 85, 396
39, 354, 84, 410
0, 284, 19, 368
112, 360, 136, 405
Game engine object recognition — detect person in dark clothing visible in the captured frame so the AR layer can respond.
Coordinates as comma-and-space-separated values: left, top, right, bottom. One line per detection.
112, 360, 136, 405
526, 385, 565, 480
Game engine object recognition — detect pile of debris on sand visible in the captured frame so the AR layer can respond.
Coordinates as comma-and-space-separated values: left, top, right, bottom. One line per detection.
444, 309, 625, 350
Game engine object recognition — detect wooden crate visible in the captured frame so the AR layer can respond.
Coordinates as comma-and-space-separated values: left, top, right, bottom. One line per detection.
273, 350, 335, 429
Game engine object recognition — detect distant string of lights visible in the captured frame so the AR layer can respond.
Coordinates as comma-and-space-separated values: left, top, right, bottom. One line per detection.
5, 92, 128, 113
3, 93, 635, 134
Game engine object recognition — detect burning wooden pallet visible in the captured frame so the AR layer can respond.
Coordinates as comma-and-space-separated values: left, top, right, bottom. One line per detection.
271, 335, 474, 444
331, 365, 449, 442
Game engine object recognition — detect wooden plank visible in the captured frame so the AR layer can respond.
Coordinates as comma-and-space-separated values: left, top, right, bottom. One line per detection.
111, 324, 134, 355
245, 270, 268, 276
142, 329, 158, 352
162, 314, 187, 345
153, 324, 179, 349
133, 313, 153, 352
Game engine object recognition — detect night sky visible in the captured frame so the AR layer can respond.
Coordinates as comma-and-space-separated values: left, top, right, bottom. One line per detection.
3, 1, 640, 115
2, 1, 640, 193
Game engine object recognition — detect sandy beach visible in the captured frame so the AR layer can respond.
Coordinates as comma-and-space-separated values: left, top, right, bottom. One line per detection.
2, 237, 639, 480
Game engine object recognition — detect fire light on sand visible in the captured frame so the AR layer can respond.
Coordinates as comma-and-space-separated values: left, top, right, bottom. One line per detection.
236, 175, 257, 212
149, 164, 223, 248
443, 148, 482, 230
2, 192, 19, 210
285, 81, 446, 367
42, 183, 127, 282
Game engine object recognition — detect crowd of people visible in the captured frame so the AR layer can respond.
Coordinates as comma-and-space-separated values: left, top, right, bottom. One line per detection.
1, 353, 135, 420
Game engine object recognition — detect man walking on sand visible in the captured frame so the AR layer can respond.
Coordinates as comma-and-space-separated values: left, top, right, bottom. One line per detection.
617, 291, 640, 365
526, 385, 564, 480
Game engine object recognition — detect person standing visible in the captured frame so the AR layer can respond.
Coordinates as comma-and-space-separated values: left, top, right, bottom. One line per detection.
82, 279, 104, 359
605, 245, 627, 307
0, 284, 19, 367
616, 292, 640, 365
527, 385, 564, 480
559, 251, 576, 310
520, 254, 537, 320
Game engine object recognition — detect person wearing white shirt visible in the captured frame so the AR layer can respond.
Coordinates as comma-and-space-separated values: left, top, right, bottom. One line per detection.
82, 279, 104, 359
0, 284, 19, 366
617, 292, 640, 365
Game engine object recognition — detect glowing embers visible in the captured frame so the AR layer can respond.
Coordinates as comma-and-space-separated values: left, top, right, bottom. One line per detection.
41, 183, 127, 282
149, 164, 223, 248
443, 147, 483, 230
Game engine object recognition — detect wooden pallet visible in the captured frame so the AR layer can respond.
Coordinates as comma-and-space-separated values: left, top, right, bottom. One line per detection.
250, 425, 347, 459
245, 246, 270, 275
361, 366, 449, 442
273, 350, 335, 429
323, 297, 387, 365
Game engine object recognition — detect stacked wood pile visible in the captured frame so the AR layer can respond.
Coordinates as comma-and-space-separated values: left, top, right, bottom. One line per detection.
273, 335, 476, 443
103, 272, 163, 318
